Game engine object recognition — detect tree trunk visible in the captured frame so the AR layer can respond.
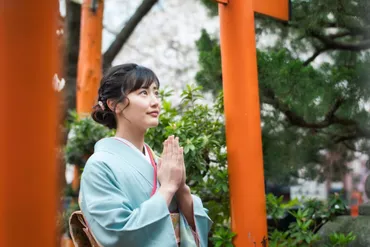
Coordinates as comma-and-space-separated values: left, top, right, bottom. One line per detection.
59, 0, 82, 192
64, 0, 81, 121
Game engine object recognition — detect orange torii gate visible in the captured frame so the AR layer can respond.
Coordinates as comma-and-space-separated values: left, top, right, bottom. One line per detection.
215, 0, 290, 246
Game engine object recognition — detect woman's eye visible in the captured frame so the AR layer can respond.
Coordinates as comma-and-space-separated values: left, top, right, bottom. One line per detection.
139, 90, 148, 95
155, 91, 159, 97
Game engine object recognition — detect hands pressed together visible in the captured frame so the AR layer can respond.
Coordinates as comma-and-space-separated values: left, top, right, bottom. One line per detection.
157, 135, 196, 231
157, 135, 189, 200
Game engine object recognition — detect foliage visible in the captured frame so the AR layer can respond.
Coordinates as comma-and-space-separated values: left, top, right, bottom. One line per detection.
199, 0, 218, 16
64, 111, 115, 167
197, 0, 370, 182
195, 29, 223, 96
328, 232, 356, 247
266, 193, 300, 224
266, 193, 353, 247
210, 227, 236, 247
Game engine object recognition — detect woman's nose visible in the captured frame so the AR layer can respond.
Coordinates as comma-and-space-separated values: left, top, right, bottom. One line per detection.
150, 94, 160, 106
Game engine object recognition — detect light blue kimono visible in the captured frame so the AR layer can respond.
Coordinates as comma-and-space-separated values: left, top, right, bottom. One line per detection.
79, 137, 212, 247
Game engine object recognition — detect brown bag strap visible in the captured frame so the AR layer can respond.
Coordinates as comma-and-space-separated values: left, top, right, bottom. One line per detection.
69, 211, 102, 247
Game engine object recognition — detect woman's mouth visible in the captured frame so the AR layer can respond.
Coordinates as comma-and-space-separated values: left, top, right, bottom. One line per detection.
147, 111, 159, 117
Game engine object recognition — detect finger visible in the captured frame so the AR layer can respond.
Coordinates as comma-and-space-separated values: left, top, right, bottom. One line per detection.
176, 147, 182, 167
175, 137, 180, 150
179, 148, 186, 178
162, 140, 168, 159
166, 140, 172, 160
157, 158, 162, 169
179, 147, 183, 159
168, 135, 174, 157
164, 139, 168, 152
174, 136, 179, 158
178, 147, 183, 162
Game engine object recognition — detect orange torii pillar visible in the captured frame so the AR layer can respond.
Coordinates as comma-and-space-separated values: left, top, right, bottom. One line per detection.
216, 0, 290, 246
76, 0, 104, 114
73, 0, 104, 191
0, 1, 58, 247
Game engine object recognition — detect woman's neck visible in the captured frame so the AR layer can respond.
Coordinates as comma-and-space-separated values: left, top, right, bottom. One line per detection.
115, 125, 145, 153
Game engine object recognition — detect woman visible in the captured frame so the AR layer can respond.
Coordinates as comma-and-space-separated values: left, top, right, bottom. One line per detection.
79, 63, 212, 247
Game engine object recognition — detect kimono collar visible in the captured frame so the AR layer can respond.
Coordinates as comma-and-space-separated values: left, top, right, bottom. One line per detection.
93, 137, 157, 190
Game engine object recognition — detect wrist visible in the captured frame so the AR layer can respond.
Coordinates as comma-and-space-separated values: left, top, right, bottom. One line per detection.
158, 186, 176, 206
159, 185, 178, 195
176, 184, 190, 196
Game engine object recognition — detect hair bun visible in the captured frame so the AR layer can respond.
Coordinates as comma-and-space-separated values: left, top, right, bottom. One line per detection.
91, 105, 117, 129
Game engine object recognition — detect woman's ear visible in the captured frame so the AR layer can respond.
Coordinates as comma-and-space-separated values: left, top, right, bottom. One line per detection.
106, 99, 116, 112
107, 98, 128, 114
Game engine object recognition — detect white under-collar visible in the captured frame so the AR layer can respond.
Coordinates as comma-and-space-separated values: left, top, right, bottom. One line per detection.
113, 137, 151, 163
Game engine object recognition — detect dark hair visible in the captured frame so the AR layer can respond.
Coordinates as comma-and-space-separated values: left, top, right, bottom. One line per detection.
91, 63, 160, 129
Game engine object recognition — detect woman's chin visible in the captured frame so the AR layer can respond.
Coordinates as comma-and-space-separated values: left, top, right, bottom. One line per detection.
146, 120, 159, 128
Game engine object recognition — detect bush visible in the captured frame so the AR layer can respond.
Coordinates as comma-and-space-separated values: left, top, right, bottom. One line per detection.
267, 193, 354, 247
64, 111, 115, 167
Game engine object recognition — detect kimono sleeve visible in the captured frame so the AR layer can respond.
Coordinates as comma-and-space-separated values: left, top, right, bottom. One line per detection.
79, 160, 177, 247
178, 194, 212, 247
193, 195, 212, 247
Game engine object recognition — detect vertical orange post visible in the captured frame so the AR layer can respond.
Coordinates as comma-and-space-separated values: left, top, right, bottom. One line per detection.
76, 0, 104, 114
218, 0, 289, 246
218, 1, 268, 246
74, 0, 104, 191
0, 1, 58, 247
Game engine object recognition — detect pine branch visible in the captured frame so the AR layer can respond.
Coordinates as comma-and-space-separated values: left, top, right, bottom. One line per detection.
324, 97, 345, 121
334, 134, 358, 143
261, 86, 370, 144
261, 87, 357, 128
342, 141, 365, 153
311, 31, 370, 51
327, 30, 352, 39
303, 47, 329, 66
262, 86, 342, 128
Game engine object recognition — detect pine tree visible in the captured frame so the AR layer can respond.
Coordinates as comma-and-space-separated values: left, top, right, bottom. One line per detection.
196, 0, 370, 183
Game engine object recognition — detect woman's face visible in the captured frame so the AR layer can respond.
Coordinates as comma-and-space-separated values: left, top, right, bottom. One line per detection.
118, 82, 161, 131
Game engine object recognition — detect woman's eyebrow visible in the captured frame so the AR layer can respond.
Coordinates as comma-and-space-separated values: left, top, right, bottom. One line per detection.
141, 84, 158, 90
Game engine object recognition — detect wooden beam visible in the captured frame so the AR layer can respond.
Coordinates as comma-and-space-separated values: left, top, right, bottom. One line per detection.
253, 0, 291, 21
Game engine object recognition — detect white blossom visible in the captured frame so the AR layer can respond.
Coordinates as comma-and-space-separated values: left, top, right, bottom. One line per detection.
53, 73, 66, 92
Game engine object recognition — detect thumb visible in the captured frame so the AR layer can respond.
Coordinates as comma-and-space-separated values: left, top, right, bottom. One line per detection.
157, 158, 162, 169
